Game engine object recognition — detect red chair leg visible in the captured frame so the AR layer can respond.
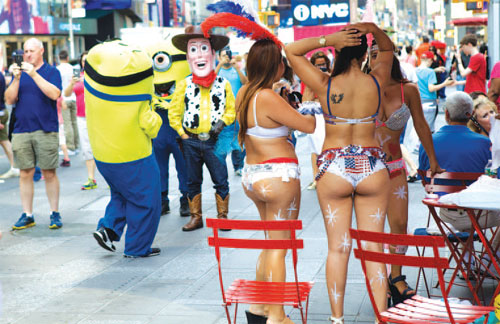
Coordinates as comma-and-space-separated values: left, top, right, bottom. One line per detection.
224, 304, 232, 324
233, 303, 238, 324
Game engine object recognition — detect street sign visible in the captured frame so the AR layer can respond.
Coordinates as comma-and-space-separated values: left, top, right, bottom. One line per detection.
466, 1, 488, 9
291, 0, 350, 26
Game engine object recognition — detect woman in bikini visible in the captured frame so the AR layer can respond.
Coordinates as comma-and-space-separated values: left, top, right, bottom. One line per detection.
286, 23, 393, 323
369, 41, 443, 305
237, 39, 316, 324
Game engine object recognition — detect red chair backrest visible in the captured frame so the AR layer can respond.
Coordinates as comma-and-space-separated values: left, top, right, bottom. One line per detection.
417, 170, 482, 194
207, 218, 304, 305
350, 229, 449, 269
207, 218, 303, 251
350, 228, 453, 322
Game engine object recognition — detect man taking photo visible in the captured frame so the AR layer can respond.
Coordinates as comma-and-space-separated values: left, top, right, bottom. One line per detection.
5, 37, 62, 230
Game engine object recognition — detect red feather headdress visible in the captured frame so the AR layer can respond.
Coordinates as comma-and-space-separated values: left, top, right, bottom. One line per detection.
201, 1, 283, 49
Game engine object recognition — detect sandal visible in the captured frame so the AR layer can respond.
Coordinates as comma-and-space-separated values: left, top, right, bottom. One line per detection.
407, 175, 418, 183
329, 316, 344, 324
388, 274, 416, 305
246, 310, 268, 324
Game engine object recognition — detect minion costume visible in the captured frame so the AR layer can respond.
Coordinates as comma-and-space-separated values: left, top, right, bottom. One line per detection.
472, 294, 500, 323
146, 39, 191, 217
84, 40, 163, 257
169, 26, 235, 231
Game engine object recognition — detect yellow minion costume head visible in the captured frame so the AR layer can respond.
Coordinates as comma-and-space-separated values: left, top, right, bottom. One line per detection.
84, 40, 162, 163
146, 39, 191, 101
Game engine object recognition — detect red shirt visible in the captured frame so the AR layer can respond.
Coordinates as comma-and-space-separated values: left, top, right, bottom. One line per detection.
74, 72, 85, 117
464, 53, 486, 94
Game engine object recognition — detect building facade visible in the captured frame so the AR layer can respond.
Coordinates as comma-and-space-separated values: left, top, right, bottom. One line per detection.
0, 0, 143, 69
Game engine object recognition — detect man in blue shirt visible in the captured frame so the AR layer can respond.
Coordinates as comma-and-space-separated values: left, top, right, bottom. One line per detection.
419, 91, 491, 174
5, 37, 62, 230
215, 47, 247, 175
419, 92, 499, 248
416, 51, 454, 133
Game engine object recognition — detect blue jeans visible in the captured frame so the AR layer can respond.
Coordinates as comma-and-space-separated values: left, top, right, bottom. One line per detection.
421, 99, 438, 133
153, 109, 188, 203
231, 149, 245, 171
182, 137, 229, 200
456, 74, 465, 92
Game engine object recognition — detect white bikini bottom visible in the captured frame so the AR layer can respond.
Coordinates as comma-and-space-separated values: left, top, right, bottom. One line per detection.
242, 162, 300, 191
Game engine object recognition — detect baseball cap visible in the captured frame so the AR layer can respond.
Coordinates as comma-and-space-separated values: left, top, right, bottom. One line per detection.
421, 51, 434, 60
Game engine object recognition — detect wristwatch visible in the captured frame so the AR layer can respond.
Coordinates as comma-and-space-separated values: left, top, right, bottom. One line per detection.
319, 35, 326, 47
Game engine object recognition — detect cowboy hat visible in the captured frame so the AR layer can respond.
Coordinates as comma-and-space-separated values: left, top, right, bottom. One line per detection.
172, 25, 229, 52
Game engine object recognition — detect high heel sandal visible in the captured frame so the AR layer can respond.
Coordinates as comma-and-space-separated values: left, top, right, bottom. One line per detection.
388, 274, 416, 305
329, 316, 344, 324
245, 310, 268, 324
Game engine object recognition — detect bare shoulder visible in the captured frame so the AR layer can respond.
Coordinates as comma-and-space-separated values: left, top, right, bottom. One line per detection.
257, 88, 281, 105
403, 82, 419, 97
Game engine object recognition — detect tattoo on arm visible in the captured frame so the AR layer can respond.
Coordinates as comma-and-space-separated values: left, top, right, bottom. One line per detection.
330, 93, 344, 104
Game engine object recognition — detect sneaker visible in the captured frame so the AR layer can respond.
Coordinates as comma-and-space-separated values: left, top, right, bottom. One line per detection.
179, 199, 190, 217
124, 247, 161, 258
60, 159, 71, 167
93, 227, 116, 252
12, 213, 36, 230
235, 169, 243, 176
49, 212, 63, 229
0, 168, 20, 179
81, 178, 97, 190
306, 181, 317, 190
161, 200, 170, 216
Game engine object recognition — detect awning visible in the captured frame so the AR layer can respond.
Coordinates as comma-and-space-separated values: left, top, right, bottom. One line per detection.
450, 17, 488, 26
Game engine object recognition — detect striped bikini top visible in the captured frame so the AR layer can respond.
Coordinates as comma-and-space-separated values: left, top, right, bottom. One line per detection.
375, 83, 411, 131
323, 74, 381, 125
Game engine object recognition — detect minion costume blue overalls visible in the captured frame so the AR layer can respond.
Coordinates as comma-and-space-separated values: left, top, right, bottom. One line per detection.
84, 40, 163, 258
146, 40, 191, 217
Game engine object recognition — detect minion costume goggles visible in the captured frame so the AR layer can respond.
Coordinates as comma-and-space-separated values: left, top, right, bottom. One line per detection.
84, 62, 153, 103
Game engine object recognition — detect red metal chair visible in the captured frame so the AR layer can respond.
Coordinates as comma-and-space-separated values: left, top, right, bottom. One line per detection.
415, 170, 484, 300
207, 218, 314, 324
350, 228, 494, 323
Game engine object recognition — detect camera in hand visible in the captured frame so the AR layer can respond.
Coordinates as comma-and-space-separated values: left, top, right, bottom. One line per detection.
13, 53, 23, 67
73, 67, 81, 78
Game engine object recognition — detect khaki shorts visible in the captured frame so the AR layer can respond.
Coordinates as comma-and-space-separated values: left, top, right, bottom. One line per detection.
439, 208, 500, 231
0, 109, 8, 141
12, 130, 59, 170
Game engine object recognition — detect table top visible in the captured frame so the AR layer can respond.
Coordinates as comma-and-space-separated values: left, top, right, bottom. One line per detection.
422, 198, 499, 211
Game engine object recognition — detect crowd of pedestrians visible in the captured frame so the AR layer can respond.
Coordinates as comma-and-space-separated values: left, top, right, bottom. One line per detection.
0, 23, 499, 323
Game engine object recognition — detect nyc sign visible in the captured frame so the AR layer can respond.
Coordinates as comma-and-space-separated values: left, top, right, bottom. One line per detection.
292, 0, 350, 26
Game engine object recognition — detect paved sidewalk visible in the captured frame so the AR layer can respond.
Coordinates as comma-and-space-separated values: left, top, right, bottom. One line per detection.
0, 111, 496, 324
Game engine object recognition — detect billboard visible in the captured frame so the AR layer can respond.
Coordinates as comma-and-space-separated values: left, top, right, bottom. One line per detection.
0, 0, 97, 35
291, 0, 350, 26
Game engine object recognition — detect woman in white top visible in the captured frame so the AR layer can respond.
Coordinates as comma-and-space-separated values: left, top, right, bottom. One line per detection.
236, 39, 316, 324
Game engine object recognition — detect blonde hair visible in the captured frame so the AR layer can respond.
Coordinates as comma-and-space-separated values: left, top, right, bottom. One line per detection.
468, 97, 498, 133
